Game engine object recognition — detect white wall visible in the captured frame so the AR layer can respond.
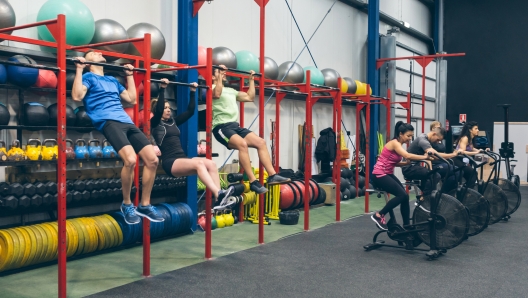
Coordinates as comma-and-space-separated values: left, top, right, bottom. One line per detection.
493, 123, 528, 183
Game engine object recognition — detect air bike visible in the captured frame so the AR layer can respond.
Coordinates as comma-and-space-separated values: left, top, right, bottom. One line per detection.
364, 152, 470, 260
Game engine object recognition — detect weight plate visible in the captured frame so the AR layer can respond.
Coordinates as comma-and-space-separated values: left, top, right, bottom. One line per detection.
14, 228, 32, 268
94, 216, 111, 249
91, 217, 107, 250
4, 228, 23, 270
176, 203, 191, 232
66, 221, 79, 257
109, 212, 130, 246
41, 223, 58, 260
181, 203, 193, 231
103, 214, 123, 246
156, 204, 172, 237
48, 222, 71, 259
97, 216, 116, 249
161, 203, 179, 236
19, 226, 38, 267
35, 224, 53, 262
103, 216, 120, 248
32, 225, 51, 263
0, 230, 15, 271
171, 203, 185, 234
82, 218, 102, 252
69, 219, 87, 256
75, 218, 93, 254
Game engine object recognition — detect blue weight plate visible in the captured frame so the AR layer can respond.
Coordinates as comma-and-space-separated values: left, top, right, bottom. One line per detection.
171, 203, 186, 234
110, 212, 131, 246
178, 203, 190, 234
162, 203, 180, 236
156, 204, 173, 237
181, 203, 193, 231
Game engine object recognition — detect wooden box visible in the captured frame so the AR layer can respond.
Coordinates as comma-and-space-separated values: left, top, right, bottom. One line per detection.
319, 183, 337, 205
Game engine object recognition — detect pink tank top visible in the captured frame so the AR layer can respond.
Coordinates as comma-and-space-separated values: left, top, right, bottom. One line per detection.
372, 146, 402, 177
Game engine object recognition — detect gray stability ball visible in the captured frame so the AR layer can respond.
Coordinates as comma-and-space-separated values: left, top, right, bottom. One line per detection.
0, 0, 16, 41
277, 61, 304, 85
91, 19, 129, 61
260, 56, 279, 80
343, 77, 357, 94
126, 23, 166, 59
212, 47, 237, 69
321, 68, 341, 88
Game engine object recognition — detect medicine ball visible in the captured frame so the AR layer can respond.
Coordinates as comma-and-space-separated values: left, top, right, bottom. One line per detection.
48, 103, 76, 126
0, 103, 10, 125
348, 185, 357, 199
66, 72, 76, 90
0, 64, 6, 84
23, 102, 49, 127
34, 69, 58, 89
74, 106, 93, 127
7, 55, 39, 87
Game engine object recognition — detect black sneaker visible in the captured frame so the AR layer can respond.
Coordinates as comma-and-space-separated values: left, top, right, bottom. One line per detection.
371, 213, 388, 230
120, 203, 141, 225
267, 174, 291, 185
250, 180, 268, 194
136, 205, 165, 222
217, 185, 235, 206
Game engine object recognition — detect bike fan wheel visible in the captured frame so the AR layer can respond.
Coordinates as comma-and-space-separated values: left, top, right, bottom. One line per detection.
497, 178, 521, 216
477, 183, 508, 224
412, 193, 469, 250
448, 188, 490, 236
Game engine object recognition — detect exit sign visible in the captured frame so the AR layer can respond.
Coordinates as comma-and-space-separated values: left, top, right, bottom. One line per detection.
459, 114, 467, 123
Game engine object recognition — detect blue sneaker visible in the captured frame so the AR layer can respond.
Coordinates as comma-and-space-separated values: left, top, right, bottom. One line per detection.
120, 203, 141, 225
136, 204, 165, 222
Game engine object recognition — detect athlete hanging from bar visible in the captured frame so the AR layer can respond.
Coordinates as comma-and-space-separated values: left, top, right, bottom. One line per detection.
72, 50, 164, 225
211, 65, 290, 194
151, 78, 235, 206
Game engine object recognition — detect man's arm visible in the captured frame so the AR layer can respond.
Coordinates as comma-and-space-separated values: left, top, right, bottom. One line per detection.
119, 64, 137, 104
71, 58, 88, 102
212, 66, 226, 99
236, 70, 255, 102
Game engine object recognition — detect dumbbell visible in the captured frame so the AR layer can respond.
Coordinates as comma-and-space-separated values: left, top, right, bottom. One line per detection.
30, 194, 42, 207
42, 193, 53, 206
18, 195, 30, 208
112, 188, 122, 198
65, 192, 71, 204
34, 182, 47, 196
45, 181, 57, 194
81, 190, 91, 201
69, 191, 82, 202
96, 179, 108, 190
84, 179, 95, 192
0, 182, 10, 196
110, 178, 121, 189
90, 189, 101, 200
0, 196, 18, 210
8, 183, 24, 198
98, 189, 107, 199
23, 183, 36, 196
73, 179, 85, 191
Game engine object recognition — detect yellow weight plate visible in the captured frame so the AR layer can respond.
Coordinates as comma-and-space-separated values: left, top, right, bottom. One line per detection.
101, 215, 120, 248
66, 221, 79, 257
0, 230, 15, 271
19, 227, 37, 267
22, 226, 40, 266
14, 228, 32, 268
4, 229, 23, 270
40, 224, 58, 261
79, 218, 97, 253
43, 223, 59, 260
68, 219, 86, 256
77, 218, 95, 255
47, 222, 68, 259
103, 214, 123, 246
98, 216, 116, 249
89, 217, 106, 251
32, 225, 50, 264
94, 216, 112, 250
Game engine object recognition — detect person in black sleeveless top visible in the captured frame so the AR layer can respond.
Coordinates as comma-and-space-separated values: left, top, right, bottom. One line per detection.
151, 79, 234, 203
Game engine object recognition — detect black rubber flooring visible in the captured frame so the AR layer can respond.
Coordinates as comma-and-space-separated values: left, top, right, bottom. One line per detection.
89, 187, 528, 298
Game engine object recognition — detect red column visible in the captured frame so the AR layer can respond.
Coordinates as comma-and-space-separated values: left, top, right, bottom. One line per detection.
364, 87, 371, 214
335, 79, 342, 222
205, 48, 213, 258
304, 71, 312, 231
142, 33, 152, 277
257, 0, 267, 244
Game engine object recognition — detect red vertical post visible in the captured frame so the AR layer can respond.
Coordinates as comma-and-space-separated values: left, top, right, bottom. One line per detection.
257, 0, 267, 244
133, 59, 140, 208
205, 48, 213, 258
56, 14, 67, 298
304, 71, 311, 231
335, 79, 342, 222
406, 93, 411, 123
142, 33, 152, 277
355, 105, 361, 198
274, 94, 285, 174
386, 89, 391, 143
364, 86, 371, 214
421, 57, 426, 134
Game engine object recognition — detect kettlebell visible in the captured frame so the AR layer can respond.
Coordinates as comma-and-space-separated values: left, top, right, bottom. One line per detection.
102, 139, 117, 158
197, 139, 206, 155
224, 209, 235, 226
197, 213, 206, 230
75, 139, 89, 159
65, 139, 76, 160
0, 141, 7, 161
41, 139, 58, 160
88, 139, 103, 159
26, 139, 42, 161
7, 140, 26, 161
215, 210, 226, 228
211, 215, 218, 230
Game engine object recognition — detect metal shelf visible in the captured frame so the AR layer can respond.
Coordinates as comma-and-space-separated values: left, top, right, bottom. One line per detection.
0, 125, 96, 131
0, 158, 122, 167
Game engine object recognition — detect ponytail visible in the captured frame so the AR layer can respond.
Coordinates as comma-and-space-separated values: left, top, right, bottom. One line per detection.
393, 121, 414, 139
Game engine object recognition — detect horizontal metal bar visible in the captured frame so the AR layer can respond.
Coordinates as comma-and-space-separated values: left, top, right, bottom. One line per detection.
0, 18, 57, 33
378, 53, 465, 64
310, 83, 339, 91
213, 65, 262, 77
0, 33, 58, 48
151, 65, 206, 72
396, 42, 428, 56
69, 37, 145, 50
395, 66, 436, 81
0, 60, 59, 71
68, 58, 146, 72
151, 79, 209, 89
395, 90, 436, 102
264, 87, 307, 96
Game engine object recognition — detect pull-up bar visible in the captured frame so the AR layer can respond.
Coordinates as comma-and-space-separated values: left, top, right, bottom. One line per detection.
376, 53, 466, 69
68, 58, 147, 72
0, 60, 60, 71
212, 65, 262, 77
150, 79, 209, 89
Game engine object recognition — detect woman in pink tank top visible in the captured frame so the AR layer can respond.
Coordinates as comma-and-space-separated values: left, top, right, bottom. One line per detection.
370, 122, 433, 230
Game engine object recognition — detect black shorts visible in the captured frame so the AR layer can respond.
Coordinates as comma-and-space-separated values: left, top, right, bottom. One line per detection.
161, 153, 188, 177
213, 122, 252, 148
102, 120, 151, 153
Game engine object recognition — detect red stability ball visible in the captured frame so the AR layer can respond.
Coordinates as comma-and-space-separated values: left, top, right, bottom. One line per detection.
124, 107, 135, 122
34, 69, 57, 89
279, 183, 294, 210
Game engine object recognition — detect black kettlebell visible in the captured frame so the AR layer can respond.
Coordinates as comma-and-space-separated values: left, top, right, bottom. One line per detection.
48, 103, 76, 126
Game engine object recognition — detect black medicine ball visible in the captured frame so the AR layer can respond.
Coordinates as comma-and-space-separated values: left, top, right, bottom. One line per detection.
23, 102, 49, 127
48, 103, 76, 126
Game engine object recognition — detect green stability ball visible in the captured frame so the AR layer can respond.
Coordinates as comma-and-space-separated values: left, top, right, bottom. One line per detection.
235, 50, 260, 73
303, 66, 324, 86
37, 0, 95, 50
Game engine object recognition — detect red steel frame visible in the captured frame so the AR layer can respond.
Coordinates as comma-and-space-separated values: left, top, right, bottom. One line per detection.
376, 53, 465, 134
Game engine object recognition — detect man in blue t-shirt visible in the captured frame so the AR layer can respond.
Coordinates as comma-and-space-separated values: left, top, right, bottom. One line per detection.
72, 50, 163, 224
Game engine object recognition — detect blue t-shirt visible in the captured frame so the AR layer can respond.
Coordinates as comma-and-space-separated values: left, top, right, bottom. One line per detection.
82, 72, 134, 131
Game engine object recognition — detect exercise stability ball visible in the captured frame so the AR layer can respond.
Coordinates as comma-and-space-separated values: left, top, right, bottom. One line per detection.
260, 57, 279, 80
127, 23, 166, 59
235, 50, 259, 73
198, 45, 207, 66
278, 61, 304, 86
37, 0, 95, 50
91, 19, 129, 61
212, 47, 237, 69
303, 66, 324, 86
343, 77, 357, 94
321, 68, 340, 88
0, 0, 16, 41
0, 64, 6, 84
7, 55, 39, 87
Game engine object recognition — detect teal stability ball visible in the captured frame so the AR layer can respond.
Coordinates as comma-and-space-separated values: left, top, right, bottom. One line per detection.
235, 50, 260, 73
303, 66, 324, 86
37, 0, 95, 48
